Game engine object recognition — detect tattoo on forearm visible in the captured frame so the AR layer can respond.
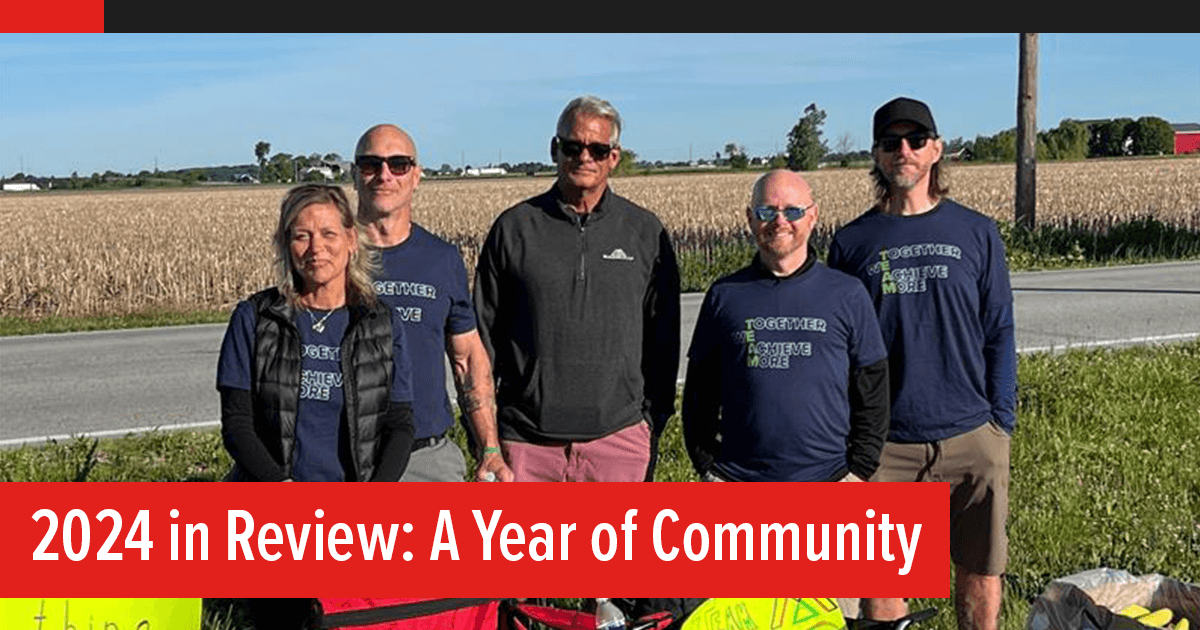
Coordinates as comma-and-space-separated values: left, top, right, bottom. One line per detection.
454, 355, 496, 419
458, 392, 483, 413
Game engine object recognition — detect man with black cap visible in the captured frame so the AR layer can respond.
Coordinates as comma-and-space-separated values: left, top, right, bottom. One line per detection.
827, 97, 1017, 630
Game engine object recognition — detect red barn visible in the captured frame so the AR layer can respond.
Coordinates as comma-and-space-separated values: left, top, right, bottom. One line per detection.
1173, 123, 1200, 154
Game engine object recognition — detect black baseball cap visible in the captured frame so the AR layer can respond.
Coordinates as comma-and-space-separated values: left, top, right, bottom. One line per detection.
873, 97, 938, 141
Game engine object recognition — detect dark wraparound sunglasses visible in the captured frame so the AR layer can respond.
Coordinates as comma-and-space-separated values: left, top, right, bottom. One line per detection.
355, 154, 416, 176
875, 132, 934, 152
554, 136, 615, 160
752, 205, 812, 222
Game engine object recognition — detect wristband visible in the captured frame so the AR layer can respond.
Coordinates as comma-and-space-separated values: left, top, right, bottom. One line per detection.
480, 446, 502, 457
701, 470, 726, 482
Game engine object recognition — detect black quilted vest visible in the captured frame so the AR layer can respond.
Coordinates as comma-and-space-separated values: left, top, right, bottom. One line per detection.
246, 287, 394, 481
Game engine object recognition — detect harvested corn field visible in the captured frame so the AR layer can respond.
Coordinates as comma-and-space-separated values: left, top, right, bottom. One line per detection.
1, 157, 1197, 318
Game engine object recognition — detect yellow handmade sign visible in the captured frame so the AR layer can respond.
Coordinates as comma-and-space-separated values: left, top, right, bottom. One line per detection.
0, 598, 201, 629
681, 598, 847, 630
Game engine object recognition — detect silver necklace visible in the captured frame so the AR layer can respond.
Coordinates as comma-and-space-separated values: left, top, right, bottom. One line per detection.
307, 307, 335, 333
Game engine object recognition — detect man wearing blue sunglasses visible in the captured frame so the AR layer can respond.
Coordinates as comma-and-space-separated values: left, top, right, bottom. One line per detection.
828, 97, 1017, 630
683, 169, 889, 486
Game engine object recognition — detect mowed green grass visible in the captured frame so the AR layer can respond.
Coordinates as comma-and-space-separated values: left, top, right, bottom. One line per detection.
3, 341, 1198, 630
0, 309, 229, 336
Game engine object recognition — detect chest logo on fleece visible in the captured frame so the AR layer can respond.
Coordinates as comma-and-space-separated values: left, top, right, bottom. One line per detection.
602, 248, 635, 261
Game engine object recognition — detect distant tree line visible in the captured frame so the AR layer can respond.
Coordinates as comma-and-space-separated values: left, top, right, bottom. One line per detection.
428, 161, 557, 177
775, 104, 1179, 171
253, 141, 348, 183
3, 167, 236, 190
960, 116, 1175, 162
6, 117, 1182, 190
429, 147, 649, 178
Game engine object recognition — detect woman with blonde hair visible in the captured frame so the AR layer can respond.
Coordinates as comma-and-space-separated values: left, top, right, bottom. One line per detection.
217, 184, 415, 482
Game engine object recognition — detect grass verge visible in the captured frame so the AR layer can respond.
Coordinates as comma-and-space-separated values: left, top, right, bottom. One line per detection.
4, 341, 1198, 630
0, 309, 229, 336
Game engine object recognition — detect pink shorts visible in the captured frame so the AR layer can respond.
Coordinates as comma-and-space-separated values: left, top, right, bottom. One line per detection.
501, 420, 652, 482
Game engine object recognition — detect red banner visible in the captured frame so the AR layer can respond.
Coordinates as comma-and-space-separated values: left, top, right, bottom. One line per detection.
3, 0, 103, 32
0, 483, 948, 598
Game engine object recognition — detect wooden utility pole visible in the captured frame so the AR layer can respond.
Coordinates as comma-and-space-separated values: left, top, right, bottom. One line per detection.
1016, 33, 1038, 229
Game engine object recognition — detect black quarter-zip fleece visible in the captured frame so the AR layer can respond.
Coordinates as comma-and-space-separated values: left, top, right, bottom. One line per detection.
474, 186, 681, 442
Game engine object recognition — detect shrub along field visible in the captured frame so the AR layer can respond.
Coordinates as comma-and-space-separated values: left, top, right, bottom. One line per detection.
3, 341, 1198, 630
1, 157, 1198, 319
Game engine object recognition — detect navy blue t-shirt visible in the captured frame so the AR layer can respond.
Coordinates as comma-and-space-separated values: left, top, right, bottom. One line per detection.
827, 199, 1017, 442
216, 301, 415, 481
372, 224, 477, 439
687, 261, 887, 482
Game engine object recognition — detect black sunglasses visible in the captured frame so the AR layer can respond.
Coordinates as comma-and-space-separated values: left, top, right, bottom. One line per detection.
555, 136, 615, 160
875, 132, 934, 152
355, 154, 416, 176
752, 205, 812, 222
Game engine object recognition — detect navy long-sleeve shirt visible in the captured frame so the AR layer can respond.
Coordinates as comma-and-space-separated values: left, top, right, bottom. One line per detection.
827, 199, 1017, 442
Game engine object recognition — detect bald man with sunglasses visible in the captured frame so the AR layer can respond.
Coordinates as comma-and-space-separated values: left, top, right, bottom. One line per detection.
473, 95, 681, 482
682, 169, 889, 484
353, 124, 513, 484
827, 97, 1017, 630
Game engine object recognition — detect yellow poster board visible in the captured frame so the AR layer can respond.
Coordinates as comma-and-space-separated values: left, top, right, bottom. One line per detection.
0, 598, 201, 630
681, 598, 847, 630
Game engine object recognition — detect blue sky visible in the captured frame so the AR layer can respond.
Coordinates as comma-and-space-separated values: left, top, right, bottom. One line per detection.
1, 33, 1197, 177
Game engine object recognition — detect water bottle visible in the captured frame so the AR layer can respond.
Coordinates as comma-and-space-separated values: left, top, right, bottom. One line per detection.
595, 598, 626, 630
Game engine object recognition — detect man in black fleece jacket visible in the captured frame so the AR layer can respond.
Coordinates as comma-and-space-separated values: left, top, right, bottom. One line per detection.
474, 95, 680, 482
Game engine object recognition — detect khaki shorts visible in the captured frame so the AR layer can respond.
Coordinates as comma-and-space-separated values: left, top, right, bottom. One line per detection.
870, 420, 1011, 575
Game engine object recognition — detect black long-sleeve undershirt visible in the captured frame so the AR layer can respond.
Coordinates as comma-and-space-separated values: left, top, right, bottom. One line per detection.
845, 357, 889, 480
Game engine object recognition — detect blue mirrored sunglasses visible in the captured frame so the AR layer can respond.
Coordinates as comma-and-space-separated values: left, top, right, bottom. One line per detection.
752, 205, 811, 222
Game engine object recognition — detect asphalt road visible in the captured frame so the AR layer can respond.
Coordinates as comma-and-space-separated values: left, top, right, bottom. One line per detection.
2, 262, 1198, 446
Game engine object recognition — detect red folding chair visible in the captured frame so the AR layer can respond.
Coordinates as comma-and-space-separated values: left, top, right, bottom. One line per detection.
500, 600, 674, 630
313, 597, 500, 629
